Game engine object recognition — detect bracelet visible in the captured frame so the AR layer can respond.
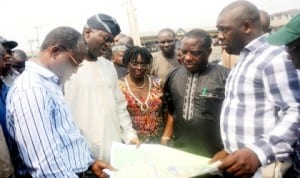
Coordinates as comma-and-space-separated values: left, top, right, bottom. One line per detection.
161, 136, 171, 140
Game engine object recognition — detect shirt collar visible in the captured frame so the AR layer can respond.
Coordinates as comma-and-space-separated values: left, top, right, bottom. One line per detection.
185, 63, 210, 76
244, 34, 268, 53
26, 60, 59, 84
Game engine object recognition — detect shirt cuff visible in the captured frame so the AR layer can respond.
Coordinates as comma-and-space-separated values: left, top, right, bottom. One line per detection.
123, 131, 138, 144
247, 139, 275, 166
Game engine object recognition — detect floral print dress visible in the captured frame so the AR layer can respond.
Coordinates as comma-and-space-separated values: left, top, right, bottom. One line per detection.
119, 76, 167, 143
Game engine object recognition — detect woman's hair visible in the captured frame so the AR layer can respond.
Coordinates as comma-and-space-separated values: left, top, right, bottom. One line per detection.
122, 46, 152, 65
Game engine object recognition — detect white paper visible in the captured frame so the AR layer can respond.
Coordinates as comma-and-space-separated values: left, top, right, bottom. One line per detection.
109, 142, 221, 178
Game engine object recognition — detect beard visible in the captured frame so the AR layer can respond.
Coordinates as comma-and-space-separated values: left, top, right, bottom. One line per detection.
224, 46, 241, 55
86, 50, 98, 61
162, 48, 175, 58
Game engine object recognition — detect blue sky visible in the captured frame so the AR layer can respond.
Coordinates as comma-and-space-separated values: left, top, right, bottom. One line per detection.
1, 0, 299, 52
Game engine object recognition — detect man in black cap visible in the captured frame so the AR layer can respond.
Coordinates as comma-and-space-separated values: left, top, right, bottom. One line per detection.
0, 38, 16, 173
0, 36, 18, 146
0, 36, 17, 79
0, 43, 14, 178
0, 36, 17, 50
64, 13, 139, 163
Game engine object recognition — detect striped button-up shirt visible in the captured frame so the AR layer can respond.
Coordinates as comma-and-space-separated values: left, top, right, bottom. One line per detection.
6, 61, 94, 177
220, 35, 300, 166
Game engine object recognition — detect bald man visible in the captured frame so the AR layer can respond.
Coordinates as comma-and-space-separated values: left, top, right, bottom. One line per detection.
150, 28, 180, 86
212, 1, 300, 177
118, 36, 134, 48
114, 33, 126, 44
220, 9, 271, 70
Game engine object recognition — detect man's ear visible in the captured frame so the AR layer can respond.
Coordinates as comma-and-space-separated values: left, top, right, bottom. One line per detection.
242, 20, 253, 34
48, 46, 62, 59
83, 28, 92, 39
50, 46, 61, 53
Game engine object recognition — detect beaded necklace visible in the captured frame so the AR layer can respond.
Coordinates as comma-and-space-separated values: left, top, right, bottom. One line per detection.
133, 76, 146, 89
125, 76, 151, 112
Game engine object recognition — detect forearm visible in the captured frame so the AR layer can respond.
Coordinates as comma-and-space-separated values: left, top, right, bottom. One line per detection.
115, 84, 138, 143
162, 113, 173, 138
7, 90, 78, 177
256, 59, 300, 165
161, 113, 173, 144
117, 103, 137, 143
248, 115, 297, 166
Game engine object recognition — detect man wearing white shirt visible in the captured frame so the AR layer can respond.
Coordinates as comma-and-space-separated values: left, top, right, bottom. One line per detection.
64, 13, 139, 163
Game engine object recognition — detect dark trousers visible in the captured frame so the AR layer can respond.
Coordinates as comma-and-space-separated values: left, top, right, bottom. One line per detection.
77, 169, 98, 178
16, 169, 97, 178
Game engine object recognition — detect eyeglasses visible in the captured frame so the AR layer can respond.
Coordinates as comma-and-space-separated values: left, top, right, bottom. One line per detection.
90, 29, 113, 44
65, 52, 81, 67
130, 62, 149, 68
58, 45, 82, 67
102, 35, 113, 44
158, 40, 175, 44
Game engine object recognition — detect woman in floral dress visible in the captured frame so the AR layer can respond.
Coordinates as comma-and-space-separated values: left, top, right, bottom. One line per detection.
119, 46, 173, 144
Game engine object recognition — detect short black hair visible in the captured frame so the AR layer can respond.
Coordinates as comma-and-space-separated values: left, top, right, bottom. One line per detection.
185, 29, 212, 49
123, 46, 152, 65
41, 26, 84, 52
158, 28, 176, 38
13, 49, 28, 61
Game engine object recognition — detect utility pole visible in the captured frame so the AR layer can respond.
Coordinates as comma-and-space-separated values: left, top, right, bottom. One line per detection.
28, 39, 34, 57
124, 0, 141, 46
34, 26, 40, 49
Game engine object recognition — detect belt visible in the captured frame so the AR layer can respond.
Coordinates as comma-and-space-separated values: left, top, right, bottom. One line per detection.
76, 172, 85, 178
17, 170, 92, 178
76, 168, 96, 178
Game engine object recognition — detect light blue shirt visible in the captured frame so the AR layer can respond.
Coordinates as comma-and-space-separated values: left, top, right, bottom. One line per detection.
6, 61, 94, 177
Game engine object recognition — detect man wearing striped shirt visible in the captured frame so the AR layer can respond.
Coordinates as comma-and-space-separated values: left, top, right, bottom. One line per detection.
6, 26, 113, 177
211, 1, 300, 177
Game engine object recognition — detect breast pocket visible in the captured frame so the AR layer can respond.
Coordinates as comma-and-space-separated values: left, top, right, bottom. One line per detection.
193, 88, 224, 122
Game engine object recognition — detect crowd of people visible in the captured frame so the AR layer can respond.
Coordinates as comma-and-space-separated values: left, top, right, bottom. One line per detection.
0, 0, 300, 178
